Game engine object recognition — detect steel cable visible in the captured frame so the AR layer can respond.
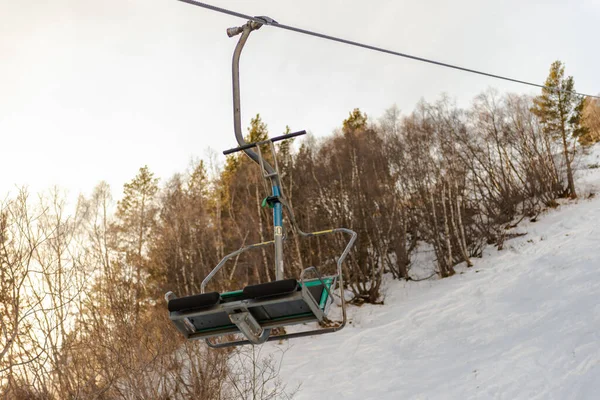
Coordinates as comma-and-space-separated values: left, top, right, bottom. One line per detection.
176, 0, 600, 99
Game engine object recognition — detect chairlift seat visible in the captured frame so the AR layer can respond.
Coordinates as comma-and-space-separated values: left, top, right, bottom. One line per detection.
168, 292, 221, 312
167, 277, 335, 342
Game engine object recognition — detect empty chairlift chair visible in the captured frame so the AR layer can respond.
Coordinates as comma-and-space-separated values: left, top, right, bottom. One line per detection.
165, 18, 356, 348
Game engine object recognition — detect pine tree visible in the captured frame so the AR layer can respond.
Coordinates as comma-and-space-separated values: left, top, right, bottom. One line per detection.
222, 114, 270, 181
277, 126, 293, 162
247, 113, 269, 142
532, 60, 586, 198
343, 108, 368, 133
114, 165, 159, 318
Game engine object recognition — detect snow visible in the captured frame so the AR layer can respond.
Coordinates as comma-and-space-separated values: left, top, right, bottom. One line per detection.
267, 145, 600, 399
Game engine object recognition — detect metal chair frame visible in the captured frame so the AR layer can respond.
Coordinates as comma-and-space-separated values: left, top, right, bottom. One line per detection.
166, 17, 357, 348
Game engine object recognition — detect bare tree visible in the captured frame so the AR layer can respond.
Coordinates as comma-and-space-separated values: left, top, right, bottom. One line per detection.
224, 346, 300, 400
581, 97, 600, 145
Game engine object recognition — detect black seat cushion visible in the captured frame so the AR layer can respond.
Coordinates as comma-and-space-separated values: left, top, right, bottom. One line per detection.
243, 279, 298, 299
168, 292, 220, 312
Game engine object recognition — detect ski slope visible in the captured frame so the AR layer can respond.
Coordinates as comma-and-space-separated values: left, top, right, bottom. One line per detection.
269, 147, 600, 400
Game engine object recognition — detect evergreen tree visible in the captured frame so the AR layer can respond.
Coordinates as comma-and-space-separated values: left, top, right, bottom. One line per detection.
222, 114, 270, 181
277, 126, 293, 161
114, 165, 159, 318
343, 108, 368, 133
246, 113, 269, 142
277, 125, 295, 179
532, 60, 586, 198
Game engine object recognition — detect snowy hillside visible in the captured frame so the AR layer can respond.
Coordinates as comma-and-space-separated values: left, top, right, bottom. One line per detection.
268, 146, 600, 400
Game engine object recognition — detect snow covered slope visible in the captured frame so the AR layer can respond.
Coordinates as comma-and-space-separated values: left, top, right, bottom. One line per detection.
269, 147, 600, 400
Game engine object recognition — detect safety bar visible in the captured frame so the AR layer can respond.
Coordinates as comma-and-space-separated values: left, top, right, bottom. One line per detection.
201, 240, 274, 294
201, 227, 355, 294
204, 228, 357, 348
223, 130, 307, 155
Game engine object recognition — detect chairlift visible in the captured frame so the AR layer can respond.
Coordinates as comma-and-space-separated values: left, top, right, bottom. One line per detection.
165, 18, 356, 348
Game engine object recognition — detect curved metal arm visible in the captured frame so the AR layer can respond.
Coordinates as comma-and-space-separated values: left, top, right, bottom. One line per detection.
231, 22, 280, 187
333, 228, 356, 331
201, 240, 274, 293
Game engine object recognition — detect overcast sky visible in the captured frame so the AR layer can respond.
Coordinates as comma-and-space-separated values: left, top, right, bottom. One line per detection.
1, 0, 599, 201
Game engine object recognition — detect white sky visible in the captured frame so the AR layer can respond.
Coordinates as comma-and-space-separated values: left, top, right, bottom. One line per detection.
1, 0, 599, 202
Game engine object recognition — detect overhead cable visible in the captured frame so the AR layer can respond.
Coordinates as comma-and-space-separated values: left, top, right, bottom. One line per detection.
177, 0, 600, 99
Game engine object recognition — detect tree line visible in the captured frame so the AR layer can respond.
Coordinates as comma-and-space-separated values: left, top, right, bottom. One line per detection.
1, 61, 599, 398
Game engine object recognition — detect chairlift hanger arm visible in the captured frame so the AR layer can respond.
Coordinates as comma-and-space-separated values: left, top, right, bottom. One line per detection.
196, 228, 357, 348
230, 20, 281, 185
166, 11, 359, 348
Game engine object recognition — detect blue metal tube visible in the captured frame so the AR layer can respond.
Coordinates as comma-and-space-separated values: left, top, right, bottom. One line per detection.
272, 185, 284, 280
272, 186, 282, 227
